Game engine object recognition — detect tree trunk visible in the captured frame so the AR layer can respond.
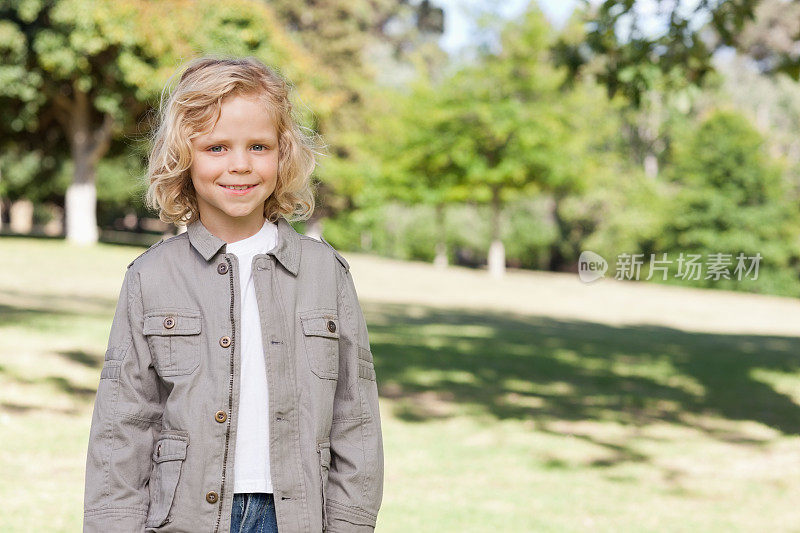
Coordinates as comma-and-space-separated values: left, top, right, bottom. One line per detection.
487, 187, 505, 279
43, 204, 64, 236
65, 182, 98, 244
433, 203, 448, 268
360, 230, 372, 250
644, 152, 658, 180
9, 199, 34, 234
548, 192, 569, 272
631, 90, 663, 180
0, 167, 4, 232
58, 84, 113, 245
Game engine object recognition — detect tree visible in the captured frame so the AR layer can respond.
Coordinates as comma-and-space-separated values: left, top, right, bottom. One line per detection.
554, 0, 760, 108
0, 0, 327, 244
737, 0, 800, 78
386, 5, 578, 277
370, 77, 468, 268
268, 0, 446, 238
700, 51, 800, 196
656, 110, 800, 295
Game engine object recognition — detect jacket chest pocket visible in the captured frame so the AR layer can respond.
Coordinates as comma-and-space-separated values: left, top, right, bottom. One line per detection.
299, 309, 340, 380
143, 309, 202, 377
146, 432, 189, 529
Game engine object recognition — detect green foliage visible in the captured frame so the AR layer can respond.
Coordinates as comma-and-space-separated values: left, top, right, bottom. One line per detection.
95, 154, 146, 206
267, 0, 444, 218
0, 147, 69, 202
450, 6, 574, 202
580, 171, 668, 264
321, 200, 560, 269
0, 0, 329, 222
655, 110, 800, 295
556, 0, 760, 107
369, 80, 469, 207
372, 3, 582, 243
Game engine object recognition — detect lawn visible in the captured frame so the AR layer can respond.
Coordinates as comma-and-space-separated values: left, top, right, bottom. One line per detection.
1, 235, 799, 532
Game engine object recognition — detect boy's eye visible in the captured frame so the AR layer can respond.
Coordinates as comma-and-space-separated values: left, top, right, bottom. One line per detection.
252, 144, 268, 151
209, 145, 224, 153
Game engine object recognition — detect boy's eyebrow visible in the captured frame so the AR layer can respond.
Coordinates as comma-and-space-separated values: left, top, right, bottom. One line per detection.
202, 135, 277, 144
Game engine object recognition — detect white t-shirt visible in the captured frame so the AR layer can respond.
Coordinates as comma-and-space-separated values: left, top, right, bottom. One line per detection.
225, 217, 278, 494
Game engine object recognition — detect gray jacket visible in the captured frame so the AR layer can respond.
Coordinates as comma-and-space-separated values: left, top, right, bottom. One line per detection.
83, 217, 384, 532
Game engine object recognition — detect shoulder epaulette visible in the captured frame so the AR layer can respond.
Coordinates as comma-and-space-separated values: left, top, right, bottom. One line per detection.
319, 236, 350, 272
127, 237, 166, 269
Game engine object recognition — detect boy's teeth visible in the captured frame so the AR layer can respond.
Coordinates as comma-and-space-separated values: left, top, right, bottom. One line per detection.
223, 185, 252, 190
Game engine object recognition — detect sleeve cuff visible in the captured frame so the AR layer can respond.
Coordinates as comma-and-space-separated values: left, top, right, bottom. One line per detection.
325, 498, 377, 530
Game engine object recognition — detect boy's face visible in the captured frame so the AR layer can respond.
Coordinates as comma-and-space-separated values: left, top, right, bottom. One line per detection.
189, 93, 279, 236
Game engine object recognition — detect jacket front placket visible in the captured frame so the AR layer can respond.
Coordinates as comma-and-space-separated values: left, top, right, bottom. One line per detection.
252, 251, 308, 533
186, 218, 310, 533
213, 249, 243, 533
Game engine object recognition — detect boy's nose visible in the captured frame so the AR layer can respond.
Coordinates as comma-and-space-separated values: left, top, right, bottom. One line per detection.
229, 153, 252, 174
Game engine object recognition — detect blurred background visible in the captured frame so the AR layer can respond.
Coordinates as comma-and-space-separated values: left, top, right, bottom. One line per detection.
2, 0, 800, 530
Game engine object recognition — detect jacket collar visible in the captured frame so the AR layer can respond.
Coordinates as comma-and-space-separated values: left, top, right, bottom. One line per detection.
186, 216, 300, 276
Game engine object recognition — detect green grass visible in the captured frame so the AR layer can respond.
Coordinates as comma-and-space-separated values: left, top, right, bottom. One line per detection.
2, 236, 799, 532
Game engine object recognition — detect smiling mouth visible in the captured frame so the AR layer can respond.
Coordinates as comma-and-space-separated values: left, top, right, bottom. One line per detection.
219, 184, 257, 191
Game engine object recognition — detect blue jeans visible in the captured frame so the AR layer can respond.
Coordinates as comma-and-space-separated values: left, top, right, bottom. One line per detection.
231, 493, 279, 533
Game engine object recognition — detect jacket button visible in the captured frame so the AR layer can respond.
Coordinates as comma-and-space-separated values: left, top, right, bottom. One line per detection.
217, 263, 228, 275
206, 491, 219, 504
215, 410, 227, 423
163, 316, 176, 329
219, 336, 231, 348
327, 320, 336, 333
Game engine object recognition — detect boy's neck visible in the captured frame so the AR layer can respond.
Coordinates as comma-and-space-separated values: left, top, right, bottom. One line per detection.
199, 213, 267, 245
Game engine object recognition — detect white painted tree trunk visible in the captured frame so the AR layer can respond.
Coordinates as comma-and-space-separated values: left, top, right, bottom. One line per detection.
9, 199, 34, 234
644, 152, 658, 180
0, 168, 4, 232
65, 182, 98, 245
488, 188, 505, 278
60, 87, 114, 246
434, 203, 448, 268
488, 239, 505, 279
434, 241, 448, 268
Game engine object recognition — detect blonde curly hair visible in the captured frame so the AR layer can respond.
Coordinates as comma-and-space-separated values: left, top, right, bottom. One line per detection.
145, 55, 322, 226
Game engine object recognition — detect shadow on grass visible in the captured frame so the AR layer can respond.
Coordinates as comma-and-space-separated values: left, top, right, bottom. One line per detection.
364, 302, 800, 444
3, 292, 799, 469
0, 401, 80, 416
0, 288, 115, 324
43, 375, 98, 398
0, 302, 72, 327
59, 349, 103, 369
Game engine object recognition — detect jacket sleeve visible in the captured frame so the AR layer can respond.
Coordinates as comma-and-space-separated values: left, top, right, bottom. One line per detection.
327, 262, 385, 532
84, 266, 165, 532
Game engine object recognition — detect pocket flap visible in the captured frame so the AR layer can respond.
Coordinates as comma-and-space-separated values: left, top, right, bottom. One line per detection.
143, 309, 202, 336
357, 359, 376, 381
300, 310, 340, 339
153, 434, 189, 463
